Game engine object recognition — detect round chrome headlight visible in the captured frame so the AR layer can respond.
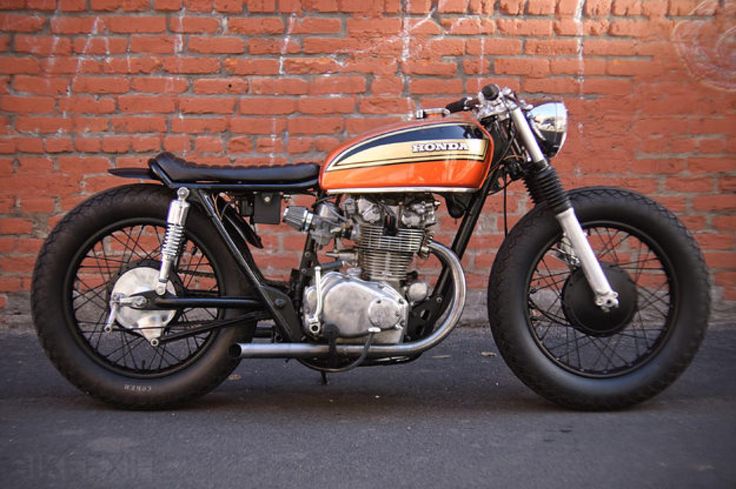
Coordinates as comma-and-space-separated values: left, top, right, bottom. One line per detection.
528, 102, 568, 157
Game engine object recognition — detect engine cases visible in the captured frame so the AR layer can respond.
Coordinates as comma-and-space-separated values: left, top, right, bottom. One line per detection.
320, 119, 493, 193
303, 271, 408, 344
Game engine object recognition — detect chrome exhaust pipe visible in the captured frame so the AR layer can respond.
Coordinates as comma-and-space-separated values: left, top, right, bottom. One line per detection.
230, 240, 466, 360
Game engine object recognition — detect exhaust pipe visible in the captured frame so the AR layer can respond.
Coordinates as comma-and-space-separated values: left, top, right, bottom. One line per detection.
230, 240, 466, 360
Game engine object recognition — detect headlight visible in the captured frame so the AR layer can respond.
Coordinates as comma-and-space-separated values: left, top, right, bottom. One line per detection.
528, 102, 567, 157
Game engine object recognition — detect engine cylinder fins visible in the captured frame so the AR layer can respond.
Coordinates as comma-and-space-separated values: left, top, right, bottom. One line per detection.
357, 224, 425, 253
356, 223, 425, 281
358, 250, 413, 282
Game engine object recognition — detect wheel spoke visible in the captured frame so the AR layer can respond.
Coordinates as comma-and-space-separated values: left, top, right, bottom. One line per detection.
69, 222, 220, 376
527, 224, 672, 377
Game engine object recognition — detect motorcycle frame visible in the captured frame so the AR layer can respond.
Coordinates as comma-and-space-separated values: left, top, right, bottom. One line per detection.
145, 141, 507, 348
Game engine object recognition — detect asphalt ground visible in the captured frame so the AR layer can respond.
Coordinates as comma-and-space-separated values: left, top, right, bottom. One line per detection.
0, 327, 734, 489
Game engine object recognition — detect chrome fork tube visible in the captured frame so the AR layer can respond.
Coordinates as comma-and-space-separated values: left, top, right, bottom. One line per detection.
509, 106, 546, 164
510, 101, 619, 311
555, 208, 619, 310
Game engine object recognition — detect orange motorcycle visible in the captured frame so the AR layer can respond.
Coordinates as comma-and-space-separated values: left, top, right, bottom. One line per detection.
31, 84, 710, 410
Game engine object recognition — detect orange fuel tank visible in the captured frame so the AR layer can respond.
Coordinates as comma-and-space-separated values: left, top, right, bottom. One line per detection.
320, 118, 494, 194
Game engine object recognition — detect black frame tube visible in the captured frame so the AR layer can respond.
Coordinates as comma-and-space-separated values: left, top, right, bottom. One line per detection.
191, 188, 303, 340
149, 296, 262, 310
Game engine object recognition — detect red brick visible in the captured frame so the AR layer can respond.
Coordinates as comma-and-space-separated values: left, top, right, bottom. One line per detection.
189, 36, 246, 54
404, 61, 457, 77
130, 77, 188, 93
0, 218, 33, 235
162, 57, 220, 74
495, 58, 550, 77
14, 35, 72, 56
0, 57, 40, 74
409, 79, 463, 95
298, 97, 354, 114
179, 97, 236, 114
249, 38, 300, 55
241, 98, 297, 114
0, 14, 46, 32
292, 17, 342, 34
228, 17, 283, 34
346, 18, 401, 35
130, 35, 177, 54
693, 195, 736, 212
0, 96, 55, 114
50, 16, 101, 34
90, 0, 150, 10
193, 78, 248, 94
119, 95, 176, 113
443, 17, 495, 35
526, 0, 554, 14
223, 58, 279, 75
497, 19, 552, 36
171, 117, 228, 133
16, 117, 72, 133
358, 97, 411, 114
105, 16, 166, 33
169, 16, 220, 33
309, 76, 366, 95
250, 78, 309, 95
111, 116, 167, 132
72, 76, 130, 94
525, 39, 579, 55
214, 0, 243, 12
230, 117, 287, 134
287, 117, 343, 135
59, 96, 116, 114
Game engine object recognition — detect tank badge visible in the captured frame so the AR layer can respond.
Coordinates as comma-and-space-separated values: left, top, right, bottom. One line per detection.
412, 141, 470, 153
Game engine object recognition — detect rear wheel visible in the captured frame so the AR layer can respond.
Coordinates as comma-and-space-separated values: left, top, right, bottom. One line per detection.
32, 184, 254, 409
488, 187, 709, 410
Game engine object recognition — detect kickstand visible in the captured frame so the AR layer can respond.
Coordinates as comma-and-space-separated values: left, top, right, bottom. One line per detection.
320, 371, 328, 385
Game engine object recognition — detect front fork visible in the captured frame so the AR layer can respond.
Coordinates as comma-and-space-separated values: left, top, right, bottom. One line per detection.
510, 105, 619, 311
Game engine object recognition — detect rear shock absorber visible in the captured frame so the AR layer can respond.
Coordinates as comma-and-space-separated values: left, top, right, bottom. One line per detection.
156, 187, 191, 295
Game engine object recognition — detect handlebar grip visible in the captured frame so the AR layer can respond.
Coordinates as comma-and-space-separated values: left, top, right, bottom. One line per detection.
445, 97, 469, 114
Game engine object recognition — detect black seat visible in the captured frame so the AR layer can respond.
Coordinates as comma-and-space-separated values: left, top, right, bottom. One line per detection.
149, 152, 320, 184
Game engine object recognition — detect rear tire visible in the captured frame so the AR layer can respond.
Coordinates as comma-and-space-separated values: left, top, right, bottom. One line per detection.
488, 187, 709, 410
32, 184, 254, 409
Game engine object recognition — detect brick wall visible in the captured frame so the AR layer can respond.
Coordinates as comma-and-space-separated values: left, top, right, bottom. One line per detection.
0, 0, 734, 327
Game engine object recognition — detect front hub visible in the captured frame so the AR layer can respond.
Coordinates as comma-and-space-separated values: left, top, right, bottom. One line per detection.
561, 264, 638, 337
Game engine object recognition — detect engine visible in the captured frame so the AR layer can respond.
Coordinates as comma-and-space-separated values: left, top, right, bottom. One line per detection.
283, 195, 437, 344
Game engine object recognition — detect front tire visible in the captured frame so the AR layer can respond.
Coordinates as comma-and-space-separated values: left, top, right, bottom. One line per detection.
32, 184, 254, 409
488, 187, 709, 410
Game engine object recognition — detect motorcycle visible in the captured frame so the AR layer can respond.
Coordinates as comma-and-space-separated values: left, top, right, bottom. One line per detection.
31, 83, 710, 410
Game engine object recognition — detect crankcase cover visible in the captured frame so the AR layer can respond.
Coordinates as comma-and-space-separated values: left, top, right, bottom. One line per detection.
303, 272, 408, 339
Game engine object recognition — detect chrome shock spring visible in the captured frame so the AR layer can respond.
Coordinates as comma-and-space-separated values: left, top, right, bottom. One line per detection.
156, 187, 191, 295
161, 222, 185, 258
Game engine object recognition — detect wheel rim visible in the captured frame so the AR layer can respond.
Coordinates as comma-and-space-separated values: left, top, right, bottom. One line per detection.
525, 221, 676, 378
64, 218, 225, 378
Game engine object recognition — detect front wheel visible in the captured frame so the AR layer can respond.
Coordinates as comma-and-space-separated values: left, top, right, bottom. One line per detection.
488, 187, 710, 410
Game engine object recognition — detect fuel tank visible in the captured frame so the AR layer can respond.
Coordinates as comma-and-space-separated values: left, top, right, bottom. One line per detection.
320, 119, 493, 193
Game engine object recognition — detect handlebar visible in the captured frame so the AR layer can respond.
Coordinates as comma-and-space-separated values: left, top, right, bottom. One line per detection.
444, 83, 500, 114
445, 96, 476, 114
